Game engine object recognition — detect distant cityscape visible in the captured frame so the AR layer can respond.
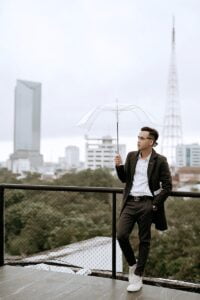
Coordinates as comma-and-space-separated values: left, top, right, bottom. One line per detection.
0, 78, 199, 187
0, 79, 127, 178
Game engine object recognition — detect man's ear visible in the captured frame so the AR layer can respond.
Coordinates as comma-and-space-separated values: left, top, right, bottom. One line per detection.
153, 141, 158, 147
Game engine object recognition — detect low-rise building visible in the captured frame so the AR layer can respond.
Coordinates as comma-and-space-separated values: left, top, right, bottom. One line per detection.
85, 135, 126, 171
176, 144, 200, 167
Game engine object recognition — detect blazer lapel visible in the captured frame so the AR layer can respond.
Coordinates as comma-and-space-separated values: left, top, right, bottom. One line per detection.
147, 149, 157, 180
130, 151, 139, 180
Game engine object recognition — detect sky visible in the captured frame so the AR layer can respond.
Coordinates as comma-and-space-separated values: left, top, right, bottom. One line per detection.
0, 0, 200, 162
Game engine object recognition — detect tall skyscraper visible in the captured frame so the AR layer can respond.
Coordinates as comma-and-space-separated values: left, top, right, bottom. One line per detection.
10, 80, 43, 173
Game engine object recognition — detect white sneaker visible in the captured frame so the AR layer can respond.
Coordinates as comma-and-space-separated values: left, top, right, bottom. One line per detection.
128, 264, 136, 283
127, 273, 143, 292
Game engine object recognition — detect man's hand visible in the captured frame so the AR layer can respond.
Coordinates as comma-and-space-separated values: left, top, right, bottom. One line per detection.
114, 154, 123, 166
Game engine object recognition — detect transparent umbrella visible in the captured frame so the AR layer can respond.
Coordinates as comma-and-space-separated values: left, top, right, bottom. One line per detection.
77, 100, 159, 153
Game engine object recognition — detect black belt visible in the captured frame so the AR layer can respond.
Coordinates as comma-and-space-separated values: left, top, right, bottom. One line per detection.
127, 195, 154, 202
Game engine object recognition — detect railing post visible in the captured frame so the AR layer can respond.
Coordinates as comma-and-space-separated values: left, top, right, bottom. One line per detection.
0, 187, 5, 266
112, 192, 116, 279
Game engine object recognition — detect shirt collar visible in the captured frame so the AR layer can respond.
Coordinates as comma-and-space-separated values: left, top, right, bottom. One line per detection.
139, 151, 152, 161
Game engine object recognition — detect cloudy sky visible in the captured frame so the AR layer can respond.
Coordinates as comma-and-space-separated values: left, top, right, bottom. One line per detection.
0, 0, 199, 161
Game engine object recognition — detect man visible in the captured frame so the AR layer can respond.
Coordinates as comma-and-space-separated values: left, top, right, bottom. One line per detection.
114, 126, 172, 292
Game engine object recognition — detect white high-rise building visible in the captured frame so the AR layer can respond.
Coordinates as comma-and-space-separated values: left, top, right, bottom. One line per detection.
65, 146, 80, 169
85, 135, 126, 171
176, 144, 200, 167
10, 80, 43, 173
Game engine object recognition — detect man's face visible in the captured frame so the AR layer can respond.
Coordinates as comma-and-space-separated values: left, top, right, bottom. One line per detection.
137, 131, 154, 150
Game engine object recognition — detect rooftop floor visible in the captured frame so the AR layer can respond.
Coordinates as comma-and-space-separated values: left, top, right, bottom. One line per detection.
0, 266, 199, 300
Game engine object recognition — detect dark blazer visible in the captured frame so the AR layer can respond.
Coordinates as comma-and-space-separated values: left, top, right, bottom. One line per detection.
116, 149, 172, 231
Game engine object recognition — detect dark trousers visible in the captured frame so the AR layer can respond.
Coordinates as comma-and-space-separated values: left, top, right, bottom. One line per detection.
117, 197, 153, 276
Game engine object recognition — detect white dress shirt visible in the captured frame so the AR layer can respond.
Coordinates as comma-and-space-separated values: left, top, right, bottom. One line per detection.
130, 152, 153, 197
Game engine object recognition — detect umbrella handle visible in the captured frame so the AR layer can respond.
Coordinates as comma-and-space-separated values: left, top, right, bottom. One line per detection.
117, 118, 119, 153
116, 99, 119, 153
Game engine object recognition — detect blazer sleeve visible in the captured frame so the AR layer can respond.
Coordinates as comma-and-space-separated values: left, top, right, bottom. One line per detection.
115, 152, 130, 183
153, 157, 172, 207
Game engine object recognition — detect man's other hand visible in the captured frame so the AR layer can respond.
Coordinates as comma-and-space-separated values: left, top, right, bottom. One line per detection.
114, 154, 123, 166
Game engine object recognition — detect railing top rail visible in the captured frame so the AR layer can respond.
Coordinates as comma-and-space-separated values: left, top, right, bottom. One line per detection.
0, 183, 200, 197
0, 183, 123, 193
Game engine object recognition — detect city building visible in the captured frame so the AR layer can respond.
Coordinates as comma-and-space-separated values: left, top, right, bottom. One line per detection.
176, 144, 200, 167
58, 146, 80, 170
85, 135, 126, 171
9, 80, 43, 173
65, 146, 80, 169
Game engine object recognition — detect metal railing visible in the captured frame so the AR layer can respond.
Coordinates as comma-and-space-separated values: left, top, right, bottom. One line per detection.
0, 183, 200, 282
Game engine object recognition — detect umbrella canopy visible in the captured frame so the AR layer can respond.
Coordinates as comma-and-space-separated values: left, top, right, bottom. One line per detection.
77, 102, 159, 153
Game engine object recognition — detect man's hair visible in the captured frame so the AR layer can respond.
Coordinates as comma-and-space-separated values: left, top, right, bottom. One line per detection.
141, 126, 159, 146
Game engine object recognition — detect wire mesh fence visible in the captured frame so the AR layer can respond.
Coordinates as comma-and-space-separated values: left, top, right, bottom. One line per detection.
2, 185, 200, 284
4, 188, 122, 274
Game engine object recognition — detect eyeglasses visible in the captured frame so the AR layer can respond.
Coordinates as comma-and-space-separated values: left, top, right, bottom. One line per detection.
137, 136, 153, 141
